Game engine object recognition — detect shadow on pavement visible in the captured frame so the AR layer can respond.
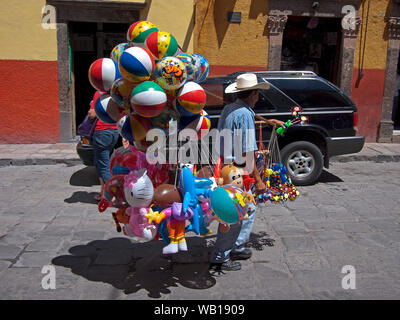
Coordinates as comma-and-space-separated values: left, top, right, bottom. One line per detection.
64, 191, 99, 205
69, 166, 100, 187
317, 170, 344, 184
245, 231, 275, 250
52, 231, 275, 298
52, 237, 217, 298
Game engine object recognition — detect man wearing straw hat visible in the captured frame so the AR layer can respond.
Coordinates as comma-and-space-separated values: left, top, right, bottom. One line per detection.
210, 73, 284, 272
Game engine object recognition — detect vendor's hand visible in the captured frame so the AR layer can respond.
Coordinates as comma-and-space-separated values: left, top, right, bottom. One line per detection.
268, 119, 285, 128
122, 138, 130, 149
88, 108, 97, 120
255, 180, 266, 195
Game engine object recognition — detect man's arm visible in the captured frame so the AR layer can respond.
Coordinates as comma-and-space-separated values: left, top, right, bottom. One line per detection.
255, 114, 285, 128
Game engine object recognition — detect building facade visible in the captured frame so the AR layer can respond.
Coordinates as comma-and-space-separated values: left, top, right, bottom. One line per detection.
0, 0, 195, 143
194, 0, 400, 142
0, 0, 399, 143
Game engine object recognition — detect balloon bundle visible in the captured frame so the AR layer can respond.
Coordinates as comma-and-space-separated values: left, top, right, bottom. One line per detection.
276, 106, 309, 136
99, 157, 255, 255
88, 20, 212, 151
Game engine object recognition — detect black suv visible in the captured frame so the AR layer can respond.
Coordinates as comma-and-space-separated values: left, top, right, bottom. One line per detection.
202, 71, 365, 185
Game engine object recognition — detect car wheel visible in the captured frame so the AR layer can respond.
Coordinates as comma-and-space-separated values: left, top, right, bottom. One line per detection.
280, 141, 323, 186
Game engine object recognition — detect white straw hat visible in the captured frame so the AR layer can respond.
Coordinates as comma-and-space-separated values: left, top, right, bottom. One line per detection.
225, 73, 270, 94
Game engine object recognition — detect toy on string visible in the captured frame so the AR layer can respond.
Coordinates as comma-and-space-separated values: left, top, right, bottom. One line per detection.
145, 202, 194, 254
257, 126, 300, 204
180, 165, 213, 236
98, 174, 127, 212
276, 106, 309, 136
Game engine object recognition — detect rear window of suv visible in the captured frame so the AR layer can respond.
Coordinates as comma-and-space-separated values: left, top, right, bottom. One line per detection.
266, 78, 351, 108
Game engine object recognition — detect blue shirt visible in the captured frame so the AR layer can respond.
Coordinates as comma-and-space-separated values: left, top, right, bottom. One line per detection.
217, 98, 258, 161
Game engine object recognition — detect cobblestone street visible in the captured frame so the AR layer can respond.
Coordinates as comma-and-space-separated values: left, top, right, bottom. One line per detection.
0, 161, 399, 299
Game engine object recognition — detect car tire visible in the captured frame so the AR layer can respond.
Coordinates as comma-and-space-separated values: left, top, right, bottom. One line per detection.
280, 141, 323, 186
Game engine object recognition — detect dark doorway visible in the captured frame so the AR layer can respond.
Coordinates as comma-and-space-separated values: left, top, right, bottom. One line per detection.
280, 16, 342, 84
69, 21, 129, 131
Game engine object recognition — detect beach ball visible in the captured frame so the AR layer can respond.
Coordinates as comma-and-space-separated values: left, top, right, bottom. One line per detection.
110, 43, 130, 63
127, 21, 158, 47
145, 30, 179, 61
94, 94, 123, 124
176, 52, 197, 81
110, 78, 137, 111
119, 46, 155, 83
154, 56, 187, 91
210, 185, 249, 225
89, 58, 121, 93
193, 53, 210, 83
176, 81, 206, 116
180, 110, 211, 140
130, 81, 167, 117
117, 114, 151, 142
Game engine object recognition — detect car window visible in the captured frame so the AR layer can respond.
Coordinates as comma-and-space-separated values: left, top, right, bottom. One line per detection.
202, 80, 232, 116
266, 78, 351, 108
254, 84, 297, 113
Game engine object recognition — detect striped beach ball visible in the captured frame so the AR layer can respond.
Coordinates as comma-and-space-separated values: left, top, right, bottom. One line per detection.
193, 53, 210, 83
117, 114, 151, 142
119, 47, 155, 83
180, 110, 211, 140
130, 81, 167, 117
154, 56, 187, 91
110, 78, 137, 111
127, 21, 158, 47
210, 185, 249, 225
176, 81, 206, 116
176, 52, 197, 81
145, 31, 179, 61
89, 58, 121, 93
94, 94, 123, 124
110, 43, 130, 63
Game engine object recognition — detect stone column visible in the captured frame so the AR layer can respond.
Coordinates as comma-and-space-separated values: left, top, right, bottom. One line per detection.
378, 17, 400, 142
267, 15, 288, 70
57, 21, 74, 142
339, 18, 362, 97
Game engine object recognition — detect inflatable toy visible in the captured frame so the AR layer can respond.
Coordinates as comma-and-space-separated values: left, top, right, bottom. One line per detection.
119, 46, 155, 83
130, 81, 167, 117
89, 58, 121, 92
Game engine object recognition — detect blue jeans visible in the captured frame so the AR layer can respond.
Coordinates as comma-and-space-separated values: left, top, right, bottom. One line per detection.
210, 203, 256, 263
92, 129, 119, 183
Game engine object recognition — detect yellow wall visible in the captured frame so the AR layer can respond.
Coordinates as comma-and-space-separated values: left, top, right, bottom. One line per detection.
195, 0, 269, 67
110, 0, 195, 53
0, 0, 195, 61
0, 0, 57, 61
354, 0, 389, 70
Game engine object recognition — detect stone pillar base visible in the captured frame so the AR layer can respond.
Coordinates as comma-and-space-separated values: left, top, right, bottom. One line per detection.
377, 120, 394, 143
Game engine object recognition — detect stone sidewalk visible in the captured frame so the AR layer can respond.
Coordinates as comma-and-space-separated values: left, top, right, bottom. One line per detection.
0, 142, 400, 166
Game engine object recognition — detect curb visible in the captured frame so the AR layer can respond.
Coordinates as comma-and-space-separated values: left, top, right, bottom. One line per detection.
330, 155, 400, 163
0, 158, 82, 167
1, 155, 400, 167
